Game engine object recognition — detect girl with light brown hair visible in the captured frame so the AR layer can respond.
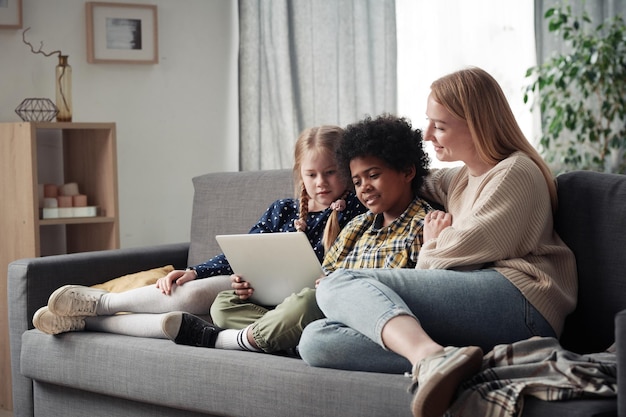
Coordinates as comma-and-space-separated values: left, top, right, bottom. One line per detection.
34, 125, 366, 349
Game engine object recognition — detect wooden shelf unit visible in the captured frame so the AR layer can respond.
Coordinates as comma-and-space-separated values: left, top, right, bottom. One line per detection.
0, 122, 120, 411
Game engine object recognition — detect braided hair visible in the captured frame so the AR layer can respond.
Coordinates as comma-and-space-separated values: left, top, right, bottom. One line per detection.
292, 125, 349, 252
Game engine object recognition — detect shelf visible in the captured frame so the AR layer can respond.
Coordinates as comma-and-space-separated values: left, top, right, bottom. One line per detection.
39, 216, 117, 226
0, 121, 120, 411
29, 121, 116, 130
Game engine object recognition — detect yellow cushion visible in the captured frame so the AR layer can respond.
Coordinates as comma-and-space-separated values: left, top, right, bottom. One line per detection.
91, 265, 174, 293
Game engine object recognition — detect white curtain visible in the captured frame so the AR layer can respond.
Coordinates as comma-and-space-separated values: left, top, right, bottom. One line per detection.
239, 0, 397, 171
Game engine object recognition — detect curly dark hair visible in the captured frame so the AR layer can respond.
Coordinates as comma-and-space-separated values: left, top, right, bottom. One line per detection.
338, 114, 430, 194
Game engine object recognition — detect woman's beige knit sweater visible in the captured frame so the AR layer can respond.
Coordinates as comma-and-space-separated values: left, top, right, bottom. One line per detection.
419, 152, 577, 336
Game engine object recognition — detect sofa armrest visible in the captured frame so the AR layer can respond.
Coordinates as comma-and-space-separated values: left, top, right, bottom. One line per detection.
615, 309, 626, 417
7, 242, 189, 417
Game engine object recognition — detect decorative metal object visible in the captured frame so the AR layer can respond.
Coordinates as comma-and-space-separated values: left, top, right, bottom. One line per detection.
15, 98, 59, 122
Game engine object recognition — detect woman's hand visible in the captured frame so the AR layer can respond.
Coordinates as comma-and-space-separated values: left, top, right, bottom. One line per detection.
423, 210, 452, 243
231, 274, 254, 300
315, 275, 326, 288
156, 268, 198, 295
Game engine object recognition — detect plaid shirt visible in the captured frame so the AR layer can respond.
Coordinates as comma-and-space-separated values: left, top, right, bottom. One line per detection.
322, 197, 431, 273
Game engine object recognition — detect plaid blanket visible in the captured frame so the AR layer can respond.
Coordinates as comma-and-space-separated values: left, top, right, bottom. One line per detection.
445, 337, 617, 417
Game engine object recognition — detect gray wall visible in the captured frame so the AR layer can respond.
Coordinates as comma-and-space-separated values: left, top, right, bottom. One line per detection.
0, 0, 239, 249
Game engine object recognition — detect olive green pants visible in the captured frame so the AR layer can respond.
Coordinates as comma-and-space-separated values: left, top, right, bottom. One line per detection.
210, 287, 323, 353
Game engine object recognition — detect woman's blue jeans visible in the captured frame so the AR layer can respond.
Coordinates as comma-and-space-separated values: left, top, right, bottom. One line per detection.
299, 268, 555, 374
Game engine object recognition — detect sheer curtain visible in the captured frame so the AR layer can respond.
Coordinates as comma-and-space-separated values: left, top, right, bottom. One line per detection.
396, 0, 536, 168
239, 0, 397, 171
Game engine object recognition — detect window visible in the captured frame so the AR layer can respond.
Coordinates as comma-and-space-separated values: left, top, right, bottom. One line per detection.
396, 0, 536, 167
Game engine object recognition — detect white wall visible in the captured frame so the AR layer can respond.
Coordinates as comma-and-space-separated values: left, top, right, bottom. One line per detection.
0, 0, 239, 249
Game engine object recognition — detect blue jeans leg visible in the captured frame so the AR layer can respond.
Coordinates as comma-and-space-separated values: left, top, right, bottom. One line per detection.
299, 268, 555, 374
300, 319, 412, 373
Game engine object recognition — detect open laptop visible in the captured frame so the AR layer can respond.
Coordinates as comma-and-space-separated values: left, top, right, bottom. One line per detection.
215, 232, 324, 306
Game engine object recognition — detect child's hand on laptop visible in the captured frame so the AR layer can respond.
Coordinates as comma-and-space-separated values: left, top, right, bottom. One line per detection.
230, 274, 254, 300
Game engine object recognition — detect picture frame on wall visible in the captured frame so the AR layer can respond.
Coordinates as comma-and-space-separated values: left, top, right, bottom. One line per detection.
0, 0, 22, 29
86, 2, 158, 64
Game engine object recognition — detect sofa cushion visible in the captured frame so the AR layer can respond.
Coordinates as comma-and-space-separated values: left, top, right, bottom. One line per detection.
91, 265, 174, 292
188, 170, 293, 265
555, 171, 626, 354
21, 331, 413, 417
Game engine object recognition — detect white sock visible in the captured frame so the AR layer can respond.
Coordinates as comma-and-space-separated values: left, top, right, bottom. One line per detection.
214, 329, 241, 350
215, 325, 262, 352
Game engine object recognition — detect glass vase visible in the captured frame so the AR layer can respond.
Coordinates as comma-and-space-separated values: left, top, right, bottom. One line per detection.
55, 55, 72, 122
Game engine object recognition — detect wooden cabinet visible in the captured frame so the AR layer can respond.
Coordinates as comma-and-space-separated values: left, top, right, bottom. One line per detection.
0, 122, 120, 411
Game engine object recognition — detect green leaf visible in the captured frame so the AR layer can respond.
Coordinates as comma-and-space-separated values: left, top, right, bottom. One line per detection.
549, 20, 562, 32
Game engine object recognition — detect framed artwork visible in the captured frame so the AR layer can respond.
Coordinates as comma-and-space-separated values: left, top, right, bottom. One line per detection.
86, 2, 158, 64
0, 0, 22, 29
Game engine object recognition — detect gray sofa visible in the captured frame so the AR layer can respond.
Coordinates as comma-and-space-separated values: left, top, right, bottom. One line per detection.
8, 169, 626, 417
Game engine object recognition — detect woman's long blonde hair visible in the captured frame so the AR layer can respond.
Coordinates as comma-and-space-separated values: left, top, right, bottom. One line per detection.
430, 67, 558, 211
292, 125, 349, 252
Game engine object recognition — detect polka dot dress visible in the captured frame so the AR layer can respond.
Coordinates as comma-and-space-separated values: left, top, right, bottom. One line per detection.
193, 194, 366, 278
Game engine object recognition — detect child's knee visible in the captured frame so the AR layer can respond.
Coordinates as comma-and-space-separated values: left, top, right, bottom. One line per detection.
209, 290, 239, 326
279, 288, 323, 323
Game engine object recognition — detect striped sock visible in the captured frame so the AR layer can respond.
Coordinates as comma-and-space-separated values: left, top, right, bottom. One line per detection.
214, 329, 240, 350
215, 325, 262, 352
237, 325, 263, 352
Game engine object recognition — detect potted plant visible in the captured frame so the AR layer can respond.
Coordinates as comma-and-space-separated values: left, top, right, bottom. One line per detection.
524, 5, 626, 174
